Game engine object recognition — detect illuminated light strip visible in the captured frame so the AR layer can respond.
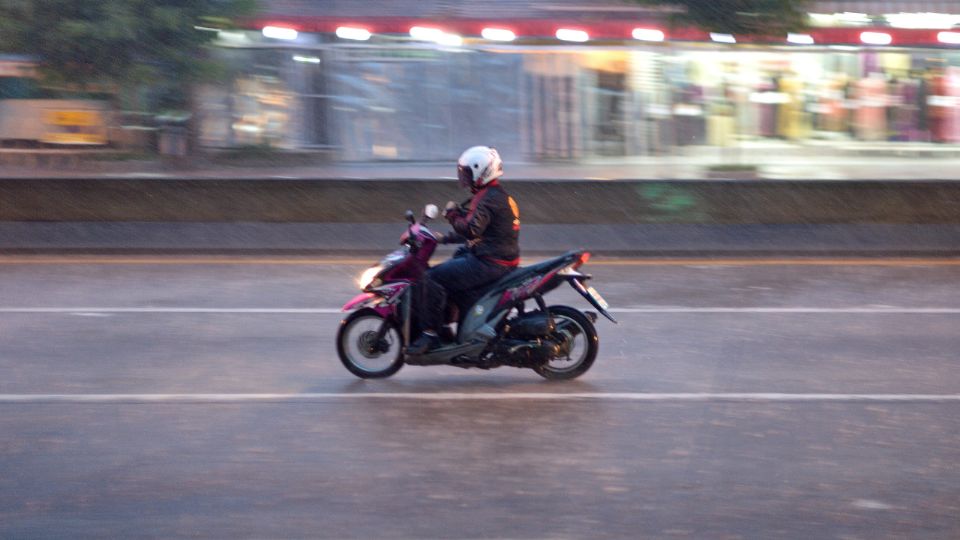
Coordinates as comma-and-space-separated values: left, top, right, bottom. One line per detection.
710, 33, 736, 44
787, 33, 815, 45
481, 28, 516, 42
886, 12, 960, 30
249, 19, 960, 47
409, 26, 443, 41
632, 28, 665, 42
938, 31, 960, 45
262, 25, 298, 40
861, 31, 893, 45
436, 33, 463, 47
292, 55, 320, 64
409, 26, 461, 46
335, 26, 371, 41
556, 28, 589, 42
2, 393, 960, 403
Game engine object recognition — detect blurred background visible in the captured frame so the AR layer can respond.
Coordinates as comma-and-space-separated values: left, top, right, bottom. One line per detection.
5, 0, 960, 163
3, 4, 960, 539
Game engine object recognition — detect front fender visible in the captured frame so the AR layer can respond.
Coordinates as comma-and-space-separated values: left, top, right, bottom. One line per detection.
342, 292, 378, 312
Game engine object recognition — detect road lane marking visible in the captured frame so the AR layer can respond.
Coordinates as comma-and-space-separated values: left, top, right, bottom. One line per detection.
1, 256, 960, 267
1, 307, 959, 314
1, 393, 960, 404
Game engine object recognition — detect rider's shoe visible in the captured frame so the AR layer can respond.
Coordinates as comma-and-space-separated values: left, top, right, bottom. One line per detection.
438, 326, 457, 343
406, 331, 441, 356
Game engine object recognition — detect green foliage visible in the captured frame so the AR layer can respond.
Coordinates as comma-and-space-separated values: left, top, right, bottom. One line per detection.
0, 0, 257, 106
631, 0, 811, 35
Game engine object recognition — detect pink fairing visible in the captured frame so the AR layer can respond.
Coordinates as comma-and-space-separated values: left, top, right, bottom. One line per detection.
342, 292, 376, 311
341, 284, 408, 318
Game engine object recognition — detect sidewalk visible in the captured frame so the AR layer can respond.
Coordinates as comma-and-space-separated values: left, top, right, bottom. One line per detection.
3, 141, 960, 180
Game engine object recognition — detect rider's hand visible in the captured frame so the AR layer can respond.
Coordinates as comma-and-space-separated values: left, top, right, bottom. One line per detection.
433, 231, 445, 244
444, 200, 460, 223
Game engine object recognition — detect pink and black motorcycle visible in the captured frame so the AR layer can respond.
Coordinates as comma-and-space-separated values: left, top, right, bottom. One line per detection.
337, 205, 616, 380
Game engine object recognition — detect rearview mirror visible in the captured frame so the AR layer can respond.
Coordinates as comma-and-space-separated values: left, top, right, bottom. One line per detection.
405, 210, 416, 224
424, 204, 439, 220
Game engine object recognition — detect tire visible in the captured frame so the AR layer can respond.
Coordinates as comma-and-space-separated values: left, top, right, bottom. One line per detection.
336, 309, 404, 379
534, 305, 599, 381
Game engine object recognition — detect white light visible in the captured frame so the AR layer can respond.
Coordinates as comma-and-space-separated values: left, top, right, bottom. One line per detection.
481, 28, 516, 42
358, 266, 383, 290
437, 33, 463, 47
886, 12, 960, 29
556, 28, 589, 42
336, 26, 371, 41
809, 13, 834, 25
262, 26, 298, 40
839, 12, 871, 25
939, 31, 960, 44
632, 28, 665, 42
409, 26, 461, 46
232, 123, 262, 134
293, 55, 320, 64
710, 33, 736, 44
410, 26, 444, 41
860, 31, 892, 45
787, 33, 815, 45
217, 30, 248, 44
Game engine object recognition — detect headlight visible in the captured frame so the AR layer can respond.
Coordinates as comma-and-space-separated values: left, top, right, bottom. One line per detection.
358, 265, 383, 290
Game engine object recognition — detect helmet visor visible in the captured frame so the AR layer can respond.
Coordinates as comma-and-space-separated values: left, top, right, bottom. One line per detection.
457, 165, 474, 189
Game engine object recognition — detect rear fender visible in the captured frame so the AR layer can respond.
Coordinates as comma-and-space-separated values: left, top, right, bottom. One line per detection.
567, 276, 617, 323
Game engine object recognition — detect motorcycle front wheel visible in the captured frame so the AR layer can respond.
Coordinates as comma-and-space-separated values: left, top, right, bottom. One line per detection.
337, 308, 404, 379
534, 305, 598, 381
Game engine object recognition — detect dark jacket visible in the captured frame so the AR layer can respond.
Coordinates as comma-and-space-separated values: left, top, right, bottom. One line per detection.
444, 182, 520, 266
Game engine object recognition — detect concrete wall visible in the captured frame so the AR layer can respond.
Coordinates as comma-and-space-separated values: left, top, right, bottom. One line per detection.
2, 178, 959, 225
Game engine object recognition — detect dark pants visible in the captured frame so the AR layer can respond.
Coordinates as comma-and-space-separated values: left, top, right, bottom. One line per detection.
419, 253, 512, 334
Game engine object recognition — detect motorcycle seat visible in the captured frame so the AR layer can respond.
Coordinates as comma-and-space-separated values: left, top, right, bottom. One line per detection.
485, 251, 578, 292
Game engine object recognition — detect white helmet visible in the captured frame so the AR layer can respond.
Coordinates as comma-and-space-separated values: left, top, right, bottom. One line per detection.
457, 146, 503, 192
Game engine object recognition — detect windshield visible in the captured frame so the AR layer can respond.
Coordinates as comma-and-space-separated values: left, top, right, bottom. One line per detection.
380, 248, 408, 267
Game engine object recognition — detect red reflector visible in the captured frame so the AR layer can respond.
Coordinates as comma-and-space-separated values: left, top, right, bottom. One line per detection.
573, 251, 591, 269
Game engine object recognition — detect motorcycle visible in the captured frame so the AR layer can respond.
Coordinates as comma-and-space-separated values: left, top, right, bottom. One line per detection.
336, 204, 616, 380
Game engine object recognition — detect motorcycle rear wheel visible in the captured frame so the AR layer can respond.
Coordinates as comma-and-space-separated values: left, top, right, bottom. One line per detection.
534, 305, 598, 381
337, 309, 404, 379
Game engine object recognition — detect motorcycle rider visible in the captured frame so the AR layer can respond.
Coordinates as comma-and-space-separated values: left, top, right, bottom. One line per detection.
406, 146, 521, 355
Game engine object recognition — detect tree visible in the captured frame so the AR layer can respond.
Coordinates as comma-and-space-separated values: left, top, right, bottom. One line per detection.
0, 0, 257, 150
631, 0, 811, 36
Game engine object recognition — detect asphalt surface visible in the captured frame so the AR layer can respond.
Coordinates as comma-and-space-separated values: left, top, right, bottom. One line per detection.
1, 255, 959, 539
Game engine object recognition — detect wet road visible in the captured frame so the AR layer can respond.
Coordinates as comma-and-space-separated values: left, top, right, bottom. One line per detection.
1, 256, 959, 539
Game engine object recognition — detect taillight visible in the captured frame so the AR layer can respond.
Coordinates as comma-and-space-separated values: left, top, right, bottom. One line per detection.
573, 251, 591, 270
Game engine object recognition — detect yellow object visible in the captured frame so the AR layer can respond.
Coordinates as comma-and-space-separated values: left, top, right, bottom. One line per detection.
45, 110, 101, 127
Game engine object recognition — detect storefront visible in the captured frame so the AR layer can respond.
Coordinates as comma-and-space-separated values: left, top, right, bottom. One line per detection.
198, 30, 960, 161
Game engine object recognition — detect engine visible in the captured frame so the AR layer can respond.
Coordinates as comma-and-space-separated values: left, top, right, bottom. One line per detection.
495, 312, 562, 367
505, 312, 555, 339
